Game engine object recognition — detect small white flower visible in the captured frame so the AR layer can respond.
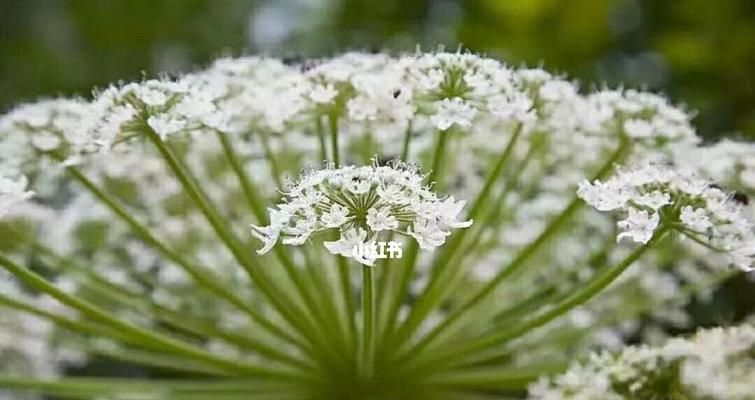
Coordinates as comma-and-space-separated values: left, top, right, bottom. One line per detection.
635, 191, 671, 210
680, 206, 712, 232
324, 228, 376, 266
617, 208, 660, 244
321, 204, 350, 228
366, 207, 399, 232
408, 218, 449, 250
308, 84, 338, 104
147, 114, 186, 140
430, 97, 476, 131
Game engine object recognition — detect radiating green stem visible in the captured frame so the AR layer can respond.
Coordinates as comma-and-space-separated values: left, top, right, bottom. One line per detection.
216, 130, 267, 221
144, 126, 337, 358
391, 125, 522, 351
316, 116, 328, 162
338, 256, 358, 355
0, 253, 305, 380
405, 227, 668, 374
420, 363, 566, 391
401, 121, 413, 162
428, 130, 449, 189
360, 265, 375, 379
60, 162, 306, 351
396, 136, 631, 359
329, 113, 340, 165
257, 128, 284, 188
217, 129, 343, 366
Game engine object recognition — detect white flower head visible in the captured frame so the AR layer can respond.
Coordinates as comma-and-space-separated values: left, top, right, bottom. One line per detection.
250, 160, 473, 263
579, 163, 755, 270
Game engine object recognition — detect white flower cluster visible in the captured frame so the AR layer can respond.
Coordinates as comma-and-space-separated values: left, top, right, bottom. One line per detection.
529, 325, 755, 400
578, 164, 755, 271
0, 172, 34, 218
251, 161, 472, 265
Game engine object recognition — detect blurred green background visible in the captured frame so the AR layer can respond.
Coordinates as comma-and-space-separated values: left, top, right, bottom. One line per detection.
0, 0, 753, 141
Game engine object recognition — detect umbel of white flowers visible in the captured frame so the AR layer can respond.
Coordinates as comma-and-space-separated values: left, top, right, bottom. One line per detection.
578, 163, 755, 271
250, 160, 472, 265
528, 324, 755, 400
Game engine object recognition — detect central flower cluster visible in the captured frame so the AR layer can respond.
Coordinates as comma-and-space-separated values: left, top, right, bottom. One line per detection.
251, 161, 472, 265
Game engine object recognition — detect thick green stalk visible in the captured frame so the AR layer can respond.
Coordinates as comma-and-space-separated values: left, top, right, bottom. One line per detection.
338, 255, 358, 355
256, 128, 284, 188
329, 113, 340, 165
378, 240, 418, 346
396, 137, 631, 358
144, 127, 328, 352
0, 253, 305, 380
420, 363, 566, 391
405, 227, 668, 374
316, 116, 329, 162
360, 265, 375, 379
61, 164, 306, 351
401, 121, 413, 162
428, 130, 449, 189
216, 130, 267, 221
217, 130, 345, 365
390, 125, 522, 350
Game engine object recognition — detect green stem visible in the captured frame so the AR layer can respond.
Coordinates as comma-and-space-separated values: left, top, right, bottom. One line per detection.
391, 124, 522, 350
0, 253, 304, 380
401, 121, 413, 162
218, 130, 343, 365
379, 240, 418, 347
216, 130, 267, 221
338, 255, 358, 356
316, 116, 328, 162
428, 130, 449, 189
397, 137, 631, 359
360, 265, 375, 379
329, 113, 340, 165
143, 127, 333, 355
420, 363, 566, 391
405, 227, 668, 374
257, 129, 284, 188
60, 163, 306, 351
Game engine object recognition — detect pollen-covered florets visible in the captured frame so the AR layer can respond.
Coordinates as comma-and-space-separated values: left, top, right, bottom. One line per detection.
250, 160, 472, 265
528, 325, 755, 400
578, 163, 755, 271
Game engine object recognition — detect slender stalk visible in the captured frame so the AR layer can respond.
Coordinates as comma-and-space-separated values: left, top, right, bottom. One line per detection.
329, 113, 340, 165
404, 227, 668, 374
217, 130, 344, 366
428, 130, 449, 189
0, 253, 306, 380
315, 116, 328, 162
216, 130, 267, 221
360, 265, 375, 379
401, 121, 413, 162
257, 128, 284, 188
391, 125, 522, 350
143, 127, 327, 351
396, 136, 631, 358
338, 256, 358, 355
420, 363, 566, 391
60, 163, 307, 351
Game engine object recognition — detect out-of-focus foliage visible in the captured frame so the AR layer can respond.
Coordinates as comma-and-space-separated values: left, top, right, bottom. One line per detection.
0, 0, 753, 141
